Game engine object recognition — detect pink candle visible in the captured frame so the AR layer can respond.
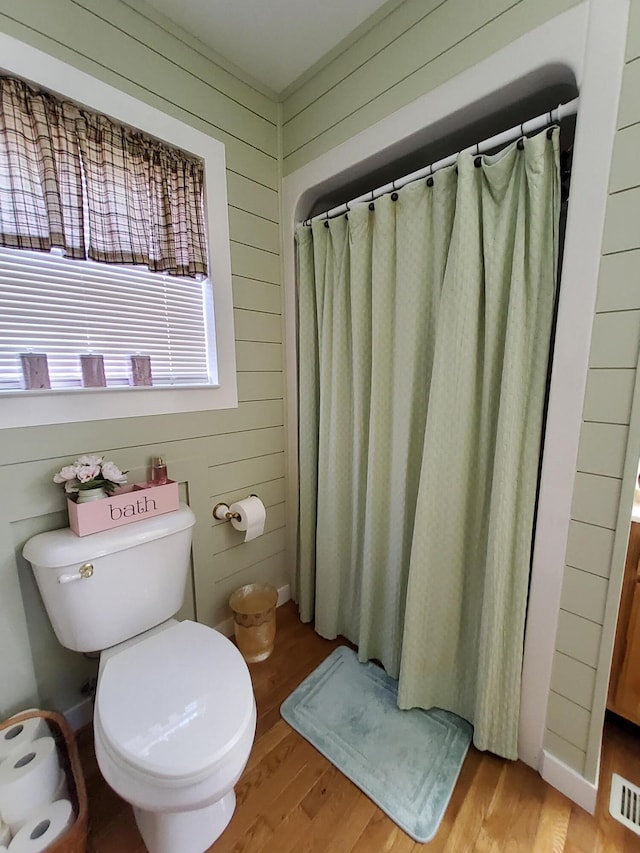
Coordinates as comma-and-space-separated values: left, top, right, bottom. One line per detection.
20, 353, 51, 389
129, 355, 152, 386
80, 354, 106, 387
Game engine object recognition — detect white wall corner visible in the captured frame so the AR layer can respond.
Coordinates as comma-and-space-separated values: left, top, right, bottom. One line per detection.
541, 750, 598, 814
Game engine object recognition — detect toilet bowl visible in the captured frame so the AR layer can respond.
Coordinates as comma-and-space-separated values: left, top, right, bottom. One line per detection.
93, 619, 256, 853
22, 505, 257, 853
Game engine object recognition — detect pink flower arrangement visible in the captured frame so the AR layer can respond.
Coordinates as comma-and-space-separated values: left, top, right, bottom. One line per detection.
53, 454, 127, 494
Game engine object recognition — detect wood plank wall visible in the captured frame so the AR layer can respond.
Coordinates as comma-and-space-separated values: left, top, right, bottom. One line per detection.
0, 0, 286, 716
281, 0, 579, 177
544, 2, 640, 779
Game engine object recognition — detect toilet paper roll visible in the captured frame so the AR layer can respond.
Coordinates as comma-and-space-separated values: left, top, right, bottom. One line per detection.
0, 818, 10, 846
0, 714, 50, 763
0, 737, 59, 832
8, 799, 74, 853
229, 496, 266, 542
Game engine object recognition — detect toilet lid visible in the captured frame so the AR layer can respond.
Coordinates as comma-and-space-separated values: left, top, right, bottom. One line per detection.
96, 620, 254, 781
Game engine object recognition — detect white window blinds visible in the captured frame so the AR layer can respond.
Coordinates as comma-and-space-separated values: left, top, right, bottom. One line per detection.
0, 245, 216, 390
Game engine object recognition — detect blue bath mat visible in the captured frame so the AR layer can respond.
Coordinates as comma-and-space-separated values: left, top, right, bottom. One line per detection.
280, 646, 472, 843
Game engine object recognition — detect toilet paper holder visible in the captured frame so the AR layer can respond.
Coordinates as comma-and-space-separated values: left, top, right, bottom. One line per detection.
213, 495, 259, 522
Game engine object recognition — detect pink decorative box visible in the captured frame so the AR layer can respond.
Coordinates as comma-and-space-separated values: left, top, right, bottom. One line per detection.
67, 480, 179, 537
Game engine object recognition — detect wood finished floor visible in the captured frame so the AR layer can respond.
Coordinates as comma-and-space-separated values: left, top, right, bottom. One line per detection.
79, 602, 640, 852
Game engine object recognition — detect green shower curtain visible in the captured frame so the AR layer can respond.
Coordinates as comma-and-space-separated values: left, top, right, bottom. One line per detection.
297, 129, 560, 759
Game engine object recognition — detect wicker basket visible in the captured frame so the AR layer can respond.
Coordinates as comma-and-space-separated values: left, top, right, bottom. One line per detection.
0, 709, 88, 853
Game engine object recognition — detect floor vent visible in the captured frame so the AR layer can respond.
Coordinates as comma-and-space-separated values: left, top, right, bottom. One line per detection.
610, 773, 640, 836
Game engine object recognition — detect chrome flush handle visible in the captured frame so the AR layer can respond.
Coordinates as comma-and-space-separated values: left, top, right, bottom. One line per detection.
58, 562, 94, 584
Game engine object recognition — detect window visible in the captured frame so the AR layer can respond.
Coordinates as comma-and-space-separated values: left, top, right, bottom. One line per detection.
0, 246, 216, 390
0, 33, 236, 429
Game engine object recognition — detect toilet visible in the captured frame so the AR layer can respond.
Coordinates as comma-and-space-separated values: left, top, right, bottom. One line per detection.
23, 504, 256, 853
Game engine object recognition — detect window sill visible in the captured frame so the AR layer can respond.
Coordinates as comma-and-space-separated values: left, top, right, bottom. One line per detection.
0, 383, 238, 429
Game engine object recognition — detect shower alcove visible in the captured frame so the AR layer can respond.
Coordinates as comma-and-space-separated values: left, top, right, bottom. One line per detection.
282, 0, 630, 813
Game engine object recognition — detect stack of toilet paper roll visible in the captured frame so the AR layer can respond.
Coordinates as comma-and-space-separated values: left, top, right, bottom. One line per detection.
0, 711, 74, 852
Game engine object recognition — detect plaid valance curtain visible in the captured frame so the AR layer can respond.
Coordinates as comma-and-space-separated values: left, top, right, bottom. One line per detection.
0, 76, 208, 278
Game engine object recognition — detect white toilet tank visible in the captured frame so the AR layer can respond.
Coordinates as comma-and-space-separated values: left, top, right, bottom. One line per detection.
23, 504, 196, 653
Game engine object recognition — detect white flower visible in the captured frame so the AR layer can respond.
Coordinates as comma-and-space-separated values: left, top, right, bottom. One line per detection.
76, 464, 101, 483
101, 461, 127, 485
54, 454, 127, 496
76, 454, 103, 467
53, 465, 79, 484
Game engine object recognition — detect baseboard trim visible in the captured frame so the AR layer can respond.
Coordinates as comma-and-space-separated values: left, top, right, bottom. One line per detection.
541, 749, 598, 814
215, 583, 292, 637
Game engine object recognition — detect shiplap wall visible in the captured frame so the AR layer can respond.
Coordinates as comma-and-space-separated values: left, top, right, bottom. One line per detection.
281, 0, 580, 176
0, 0, 286, 715
543, 3, 640, 778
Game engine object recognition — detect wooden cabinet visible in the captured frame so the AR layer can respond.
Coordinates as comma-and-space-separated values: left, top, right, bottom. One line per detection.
608, 521, 640, 722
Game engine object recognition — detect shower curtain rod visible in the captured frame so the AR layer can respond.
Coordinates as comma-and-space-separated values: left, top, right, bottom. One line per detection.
303, 97, 579, 226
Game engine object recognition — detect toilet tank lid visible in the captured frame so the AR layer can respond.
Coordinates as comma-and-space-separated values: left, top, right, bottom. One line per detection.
23, 503, 195, 567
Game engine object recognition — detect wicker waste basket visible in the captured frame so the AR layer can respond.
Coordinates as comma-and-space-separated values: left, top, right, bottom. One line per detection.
0, 709, 88, 853
229, 583, 278, 662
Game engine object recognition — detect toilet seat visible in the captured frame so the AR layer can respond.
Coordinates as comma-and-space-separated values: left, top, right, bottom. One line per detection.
95, 620, 254, 785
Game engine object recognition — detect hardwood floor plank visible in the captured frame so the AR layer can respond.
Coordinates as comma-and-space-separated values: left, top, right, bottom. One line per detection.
387, 831, 419, 852
75, 601, 640, 853
532, 786, 572, 852
256, 797, 315, 853
423, 748, 483, 851
219, 732, 322, 849
297, 767, 361, 852
263, 741, 329, 827
441, 754, 505, 851
227, 814, 272, 853
242, 718, 290, 775
565, 805, 605, 853
323, 791, 378, 852
349, 809, 408, 853
480, 760, 545, 849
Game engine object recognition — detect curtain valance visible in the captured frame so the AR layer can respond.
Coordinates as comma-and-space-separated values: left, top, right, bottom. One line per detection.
0, 76, 207, 278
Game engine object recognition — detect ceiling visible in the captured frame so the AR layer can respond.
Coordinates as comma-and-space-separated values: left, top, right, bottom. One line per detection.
139, 0, 392, 95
